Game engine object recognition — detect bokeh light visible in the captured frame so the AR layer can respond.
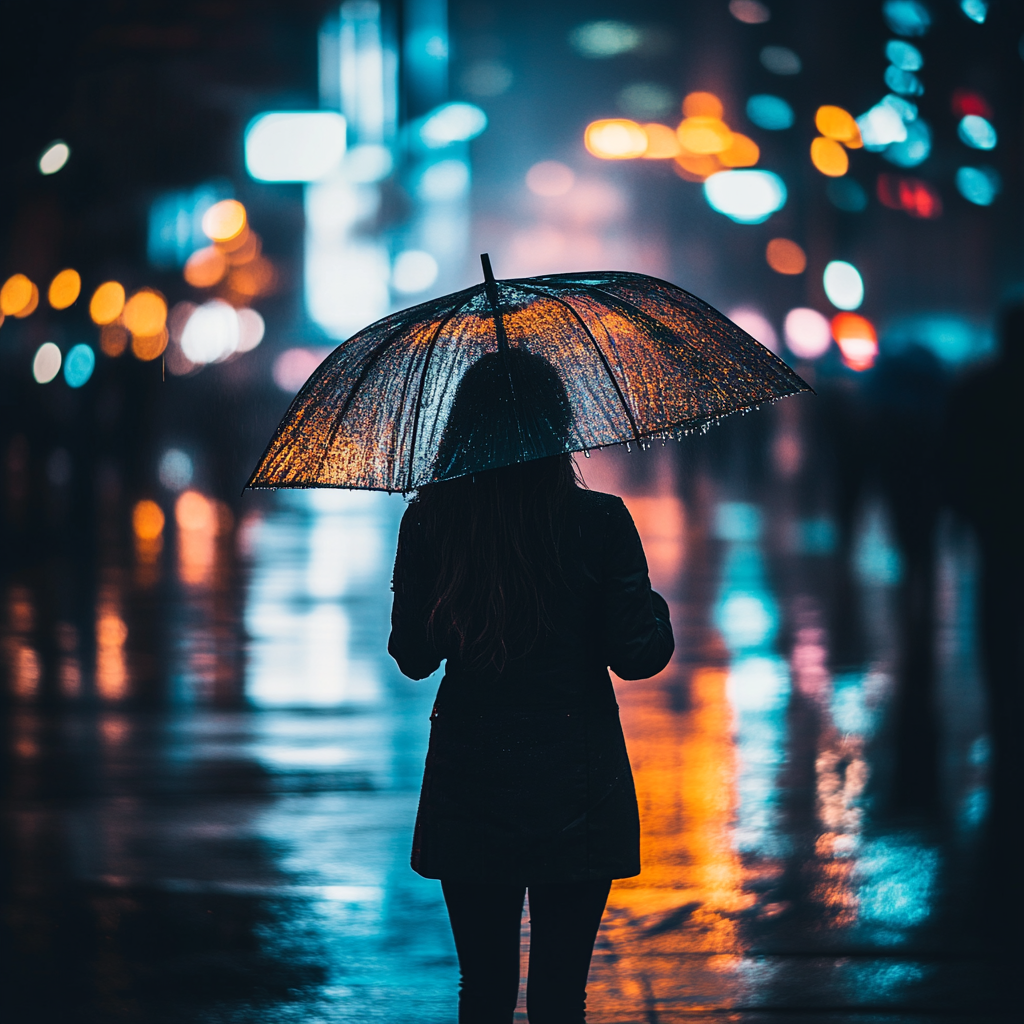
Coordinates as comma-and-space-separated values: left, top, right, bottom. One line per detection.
1, 274, 36, 317
273, 348, 329, 392
641, 124, 681, 159
960, 0, 988, 24
228, 258, 277, 298
416, 159, 470, 200
38, 141, 70, 175
815, 106, 862, 146
122, 289, 168, 337
99, 324, 129, 358
766, 238, 806, 274
877, 174, 942, 218
884, 66, 924, 96
176, 490, 216, 532
236, 308, 265, 352
883, 118, 931, 167
719, 133, 759, 167
703, 170, 787, 224
32, 342, 62, 384
392, 250, 439, 294
729, 0, 770, 24
569, 21, 642, 58
886, 40, 923, 71
184, 247, 228, 287
159, 449, 194, 491
951, 88, 991, 119
955, 166, 1000, 206
63, 344, 95, 388
674, 153, 722, 182
526, 161, 575, 197
746, 95, 794, 130
616, 82, 675, 119
784, 308, 832, 358
89, 281, 126, 325
420, 102, 488, 146
244, 111, 347, 182
957, 115, 997, 150
857, 103, 908, 149
133, 500, 165, 541
827, 178, 868, 212
584, 119, 648, 159
131, 329, 169, 362
811, 137, 849, 176
823, 260, 864, 310
831, 313, 879, 371
883, 1, 931, 36
677, 117, 732, 155
682, 92, 724, 119
201, 199, 247, 243
48, 269, 81, 310
181, 300, 239, 363
760, 46, 801, 75
728, 307, 778, 352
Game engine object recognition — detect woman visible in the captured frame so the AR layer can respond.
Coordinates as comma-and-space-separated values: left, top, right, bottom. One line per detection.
388, 352, 674, 1023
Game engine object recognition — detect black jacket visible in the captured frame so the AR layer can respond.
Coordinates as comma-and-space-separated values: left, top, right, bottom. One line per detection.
389, 487, 674, 883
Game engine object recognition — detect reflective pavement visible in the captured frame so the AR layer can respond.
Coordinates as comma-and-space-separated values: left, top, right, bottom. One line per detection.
1, 417, 1015, 1023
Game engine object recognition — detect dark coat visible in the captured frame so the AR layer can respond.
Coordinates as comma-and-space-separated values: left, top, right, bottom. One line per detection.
388, 487, 674, 884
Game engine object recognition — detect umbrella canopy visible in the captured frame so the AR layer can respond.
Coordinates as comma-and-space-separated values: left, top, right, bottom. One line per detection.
247, 257, 810, 492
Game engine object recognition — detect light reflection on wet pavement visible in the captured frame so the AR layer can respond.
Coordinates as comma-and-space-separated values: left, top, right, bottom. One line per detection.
1, 430, 1014, 1022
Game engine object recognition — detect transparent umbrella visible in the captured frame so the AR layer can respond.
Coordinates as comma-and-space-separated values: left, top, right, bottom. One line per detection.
247, 255, 810, 492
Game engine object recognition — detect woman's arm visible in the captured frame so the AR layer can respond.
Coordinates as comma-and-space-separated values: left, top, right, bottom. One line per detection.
600, 498, 675, 680
388, 506, 443, 680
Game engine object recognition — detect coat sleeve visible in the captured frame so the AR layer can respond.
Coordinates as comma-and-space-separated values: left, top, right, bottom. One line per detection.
599, 498, 675, 680
388, 506, 443, 680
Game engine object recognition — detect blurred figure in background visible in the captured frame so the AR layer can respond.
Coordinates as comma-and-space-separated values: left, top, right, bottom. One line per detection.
864, 346, 949, 815
946, 305, 1024, 906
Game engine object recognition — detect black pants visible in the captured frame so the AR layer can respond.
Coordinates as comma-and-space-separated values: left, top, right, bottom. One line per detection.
441, 878, 611, 1024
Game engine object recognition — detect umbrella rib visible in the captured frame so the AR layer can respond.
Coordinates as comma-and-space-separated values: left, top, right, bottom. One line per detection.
405, 290, 481, 492
516, 284, 642, 443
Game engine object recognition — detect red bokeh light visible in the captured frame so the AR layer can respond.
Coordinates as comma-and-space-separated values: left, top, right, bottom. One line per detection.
877, 174, 942, 219
951, 88, 992, 120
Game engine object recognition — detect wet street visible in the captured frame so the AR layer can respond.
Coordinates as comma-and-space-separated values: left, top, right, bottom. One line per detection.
2, 422, 1015, 1023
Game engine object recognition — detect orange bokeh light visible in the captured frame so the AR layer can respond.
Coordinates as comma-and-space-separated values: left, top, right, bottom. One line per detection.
766, 238, 807, 275
184, 246, 228, 288
89, 281, 126, 325
225, 230, 261, 265
131, 328, 169, 362
133, 500, 165, 540
673, 152, 722, 181
122, 289, 168, 337
1, 274, 37, 317
584, 119, 648, 159
810, 136, 849, 177
100, 323, 129, 357
682, 91, 724, 119
718, 132, 760, 167
831, 313, 878, 371
677, 116, 732, 155
815, 105, 862, 148
47, 268, 81, 310
640, 123, 680, 159
202, 199, 247, 242
228, 258, 277, 298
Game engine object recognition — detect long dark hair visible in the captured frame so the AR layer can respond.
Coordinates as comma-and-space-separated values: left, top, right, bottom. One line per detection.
414, 454, 581, 671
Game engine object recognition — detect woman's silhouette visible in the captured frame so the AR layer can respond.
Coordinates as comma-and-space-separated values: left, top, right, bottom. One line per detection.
389, 349, 674, 1023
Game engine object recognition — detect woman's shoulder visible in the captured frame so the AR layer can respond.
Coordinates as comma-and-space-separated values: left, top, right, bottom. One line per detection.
574, 487, 631, 524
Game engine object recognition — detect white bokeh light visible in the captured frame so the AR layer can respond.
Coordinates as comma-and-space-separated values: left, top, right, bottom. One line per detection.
823, 261, 865, 310
245, 112, 347, 182
180, 300, 240, 363
784, 308, 832, 359
391, 250, 439, 294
